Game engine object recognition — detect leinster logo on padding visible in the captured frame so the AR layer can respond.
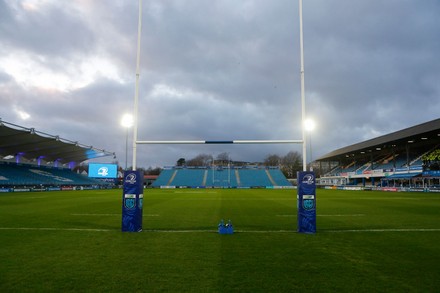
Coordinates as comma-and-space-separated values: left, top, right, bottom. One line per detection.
125, 173, 137, 184
302, 174, 315, 185
303, 199, 315, 210
124, 194, 136, 209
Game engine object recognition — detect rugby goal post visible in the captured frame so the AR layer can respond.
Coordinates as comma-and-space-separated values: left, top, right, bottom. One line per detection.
130, 0, 309, 172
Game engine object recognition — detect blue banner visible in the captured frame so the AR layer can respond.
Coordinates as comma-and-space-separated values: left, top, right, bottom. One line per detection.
121, 170, 143, 232
297, 171, 316, 233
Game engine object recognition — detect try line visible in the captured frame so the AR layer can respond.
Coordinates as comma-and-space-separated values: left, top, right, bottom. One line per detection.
1, 227, 440, 233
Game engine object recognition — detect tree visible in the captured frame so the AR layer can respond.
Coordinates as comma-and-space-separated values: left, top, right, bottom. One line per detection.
281, 151, 302, 178
176, 158, 186, 166
264, 154, 281, 166
145, 167, 162, 175
216, 152, 230, 166
187, 154, 213, 167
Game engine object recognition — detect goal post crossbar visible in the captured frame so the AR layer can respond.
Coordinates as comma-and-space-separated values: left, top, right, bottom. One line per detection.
136, 140, 303, 145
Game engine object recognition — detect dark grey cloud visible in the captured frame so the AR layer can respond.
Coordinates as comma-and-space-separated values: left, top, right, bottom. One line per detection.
301, 0, 440, 154
138, 1, 298, 97
0, 2, 95, 57
0, 0, 439, 167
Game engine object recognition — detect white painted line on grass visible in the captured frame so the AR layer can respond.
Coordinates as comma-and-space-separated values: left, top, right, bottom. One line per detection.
71, 213, 160, 217
71, 213, 119, 216
143, 229, 216, 233
143, 229, 294, 233
324, 228, 440, 233
174, 191, 218, 194
318, 214, 365, 217
2, 227, 439, 234
0, 227, 113, 232
143, 228, 440, 233
276, 214, 365, 217
235, 230, 295, 233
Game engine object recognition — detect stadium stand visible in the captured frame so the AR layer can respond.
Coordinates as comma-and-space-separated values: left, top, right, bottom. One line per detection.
206, 168, 238, 187
151, 169, 176, 186
315, 118, 440, 190
151, 166, 292, 188
0, 119, 114, 165
0, 162, 110, 188
237, 169, 273, 187
267, 168, 292, 186
170, 168, 206, 187
0, 119, 116, 191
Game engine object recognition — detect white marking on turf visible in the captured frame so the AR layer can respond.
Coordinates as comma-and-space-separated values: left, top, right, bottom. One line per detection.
174, 191, 218, 194
324, 228, 440, 233
235, 230, 294, 233
318, 214, 365, 217
71, 213, 160, 217
0, 227, 113, 232
1, 227, 439, 233
143, 229, 215, 233
276, 214, 365, 217
71, 213, 119, 216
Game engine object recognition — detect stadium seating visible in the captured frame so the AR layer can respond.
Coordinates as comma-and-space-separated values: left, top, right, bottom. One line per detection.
237, 169, 272, 187
0, 162, 109, 187
324, 155, 424, 177
206, 168, 238, 187
267, 169, 291, 186
151, 167, 292, 188
171, 169, 206, 187
152, 169, 177, 186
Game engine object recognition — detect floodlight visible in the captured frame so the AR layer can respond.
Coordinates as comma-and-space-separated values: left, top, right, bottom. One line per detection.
304, 118, 315, 132
121, 113, 134, 128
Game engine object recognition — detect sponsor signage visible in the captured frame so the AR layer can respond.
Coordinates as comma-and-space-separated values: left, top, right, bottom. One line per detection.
423, 170, 440, 177
382, 187, 398, 192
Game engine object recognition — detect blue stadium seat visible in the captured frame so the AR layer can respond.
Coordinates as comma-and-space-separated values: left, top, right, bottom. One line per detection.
0, 163, 110, 187
151, 167, 291, 188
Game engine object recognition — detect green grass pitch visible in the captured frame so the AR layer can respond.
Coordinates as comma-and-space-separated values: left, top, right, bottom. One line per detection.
1, 188, 440, 292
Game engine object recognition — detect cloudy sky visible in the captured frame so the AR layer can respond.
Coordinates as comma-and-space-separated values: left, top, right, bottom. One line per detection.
1, 0, 439, 168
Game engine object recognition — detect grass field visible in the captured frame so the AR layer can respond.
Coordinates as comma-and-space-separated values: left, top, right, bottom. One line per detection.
1, 188, 440, 292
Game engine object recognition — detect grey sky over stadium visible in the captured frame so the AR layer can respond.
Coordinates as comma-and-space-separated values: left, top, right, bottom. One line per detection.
1, 0, 439, 168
